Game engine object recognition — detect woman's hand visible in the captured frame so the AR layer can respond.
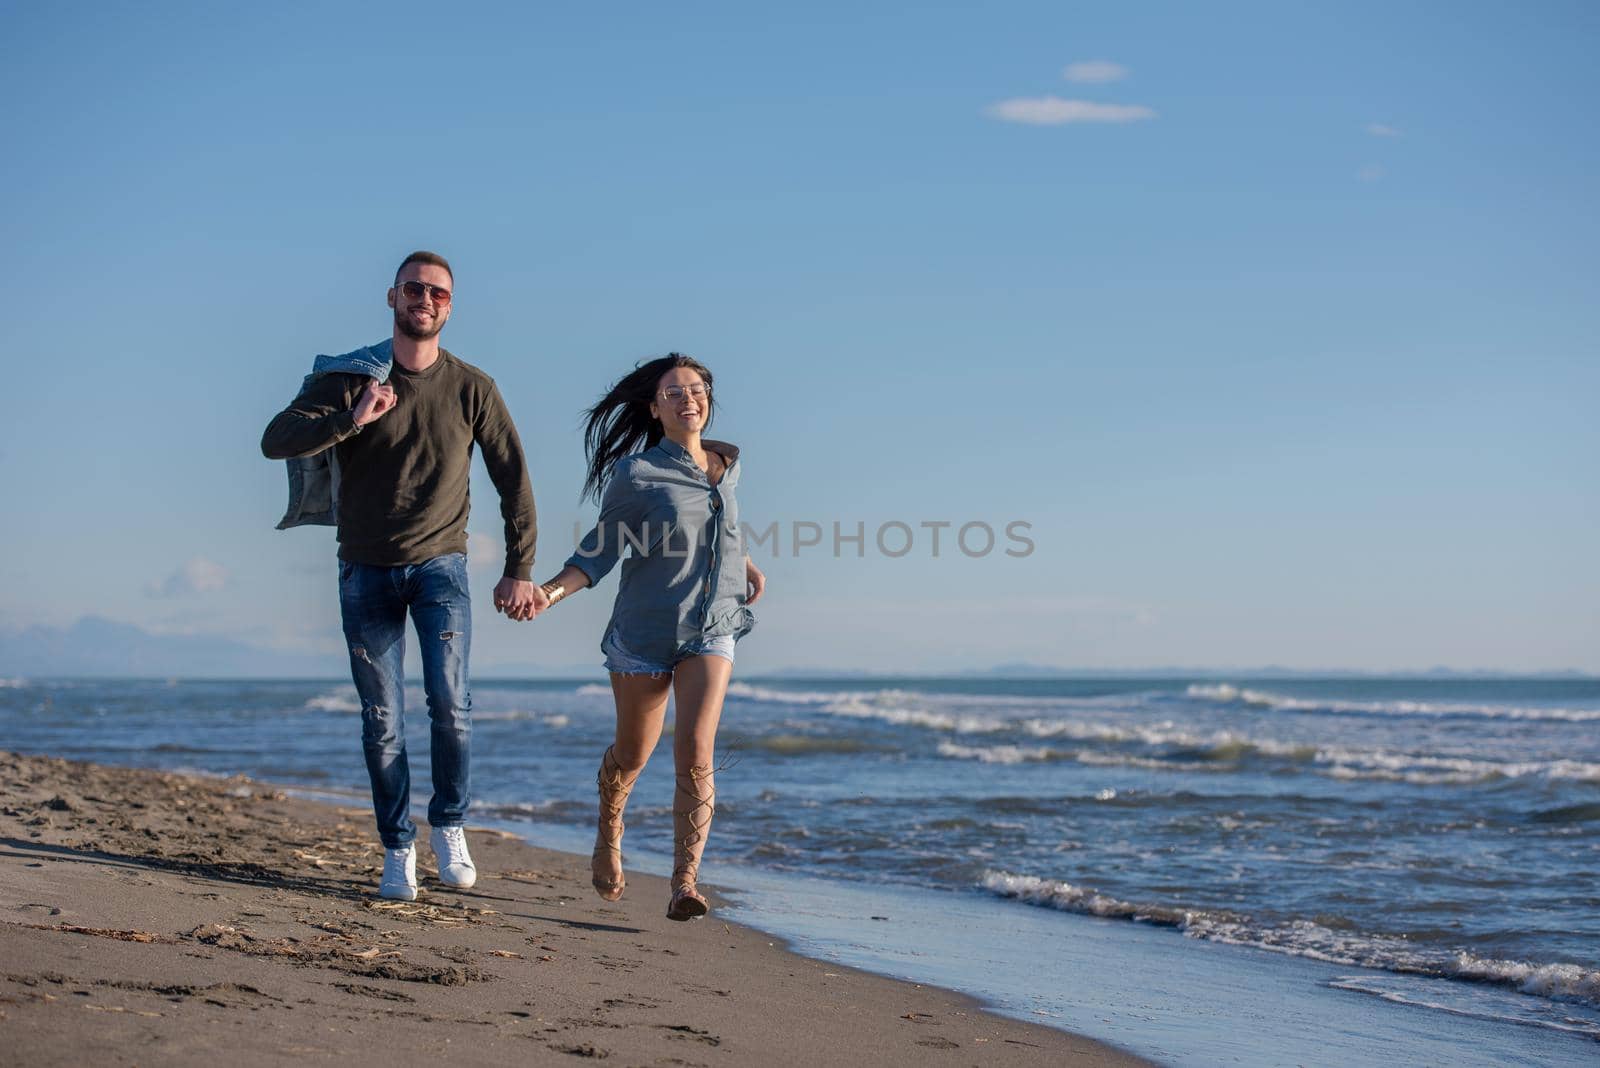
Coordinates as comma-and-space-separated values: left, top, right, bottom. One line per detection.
529, 564, 592, 620
745, 557, 766, 606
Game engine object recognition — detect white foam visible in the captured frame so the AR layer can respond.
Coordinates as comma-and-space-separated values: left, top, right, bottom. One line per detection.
1452, 952, 1600, 1005
823, 695, 1008, 734
721, 680, 1600, 786
303, 689, 360, 713
732, 681, 1159, 714
941, 742, 1222, 774
981, 870, 1600, 1010
1186, 682, 1600, 723
0, 677, 27, 688
726, 681, 856, 705
573, 683, 611, 697
980, 870, 1195, 925
1017, 717, 1317, 760
471, 710, 571, 727
937, 742, 1062, 764
1328, 976, 1600, 1039
1314, 745, 1600, 785
955, 714, 1600, 785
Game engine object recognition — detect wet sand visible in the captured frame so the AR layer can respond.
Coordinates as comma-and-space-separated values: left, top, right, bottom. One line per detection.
0, 750, 1149, 1066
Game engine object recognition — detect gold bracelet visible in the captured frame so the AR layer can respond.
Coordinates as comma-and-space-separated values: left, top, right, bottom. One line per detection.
541, 583, 566, 604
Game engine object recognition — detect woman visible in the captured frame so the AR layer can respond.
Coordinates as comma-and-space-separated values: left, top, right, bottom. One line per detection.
535, 354, 765, 921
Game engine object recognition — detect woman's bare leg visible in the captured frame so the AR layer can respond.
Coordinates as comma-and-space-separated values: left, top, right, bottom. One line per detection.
610, 671, 673, 769
591, 672, 673, 898
666, 654, 733, 918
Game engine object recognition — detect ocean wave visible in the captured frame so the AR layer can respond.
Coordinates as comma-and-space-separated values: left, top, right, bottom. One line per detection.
1315, 746, 1600, 785
939, 742, 1224, 774
1018, 717, 1319, 761
941, 722, 1600, 784
1531, 802, 1600, 824
573, 683, 611, 697
474, 798, 587, 821
748, 734, 878, 756
1186, 683, 1600, 723
736, 684, 1025, 732
823, 696, 1009, 734
1328, 975, 1600, 1039
727, 682, 858, 705
938, 742, 1065, 764
0, 677, 27, 689
472, 710, 570, 727
1450, 954, 1600, 1007
981, 870, 1600, 1012
732, 681, 1159, 714
791, 686, 1600, 781
303, 690, 360, 713
981, 869, 1205, 926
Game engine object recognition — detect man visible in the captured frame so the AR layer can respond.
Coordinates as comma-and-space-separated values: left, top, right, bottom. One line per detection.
262, 251, 549, 900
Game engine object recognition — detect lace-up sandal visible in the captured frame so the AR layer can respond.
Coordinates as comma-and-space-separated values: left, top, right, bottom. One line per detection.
591, 745, 640, 901
667, 764, 715, 921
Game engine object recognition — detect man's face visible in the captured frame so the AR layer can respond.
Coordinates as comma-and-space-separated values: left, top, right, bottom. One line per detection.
387, 263, 453, 341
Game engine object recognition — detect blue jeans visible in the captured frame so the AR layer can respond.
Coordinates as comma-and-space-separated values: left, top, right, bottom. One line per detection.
338, 552, 472, 849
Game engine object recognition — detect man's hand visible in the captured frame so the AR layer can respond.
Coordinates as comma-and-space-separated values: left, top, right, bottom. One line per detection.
493, 577, 550, 621
745, 557, 766, 606
353, 381, 397, 427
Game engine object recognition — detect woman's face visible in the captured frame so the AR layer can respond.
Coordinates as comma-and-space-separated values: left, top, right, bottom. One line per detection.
650, 366, 711, 436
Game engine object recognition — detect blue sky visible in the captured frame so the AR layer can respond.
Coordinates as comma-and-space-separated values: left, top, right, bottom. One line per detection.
2, 2, 1595, 674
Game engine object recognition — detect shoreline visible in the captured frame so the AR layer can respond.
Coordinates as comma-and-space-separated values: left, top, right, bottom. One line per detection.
0, 749, 1149, 1065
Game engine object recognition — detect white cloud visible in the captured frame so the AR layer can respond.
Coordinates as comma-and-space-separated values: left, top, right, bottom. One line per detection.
1063, 60, 1129, 84
1357, 163, 1386, 183
1366, 123, 1402, 138
986, 96, 1156, 126
467, 532, 503, 575
147, 556, 228, 597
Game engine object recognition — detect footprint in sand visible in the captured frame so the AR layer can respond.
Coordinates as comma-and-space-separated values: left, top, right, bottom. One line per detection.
14, 903, 62, 917
551, 1043, 608, 1058
657, 1024, 721, 1047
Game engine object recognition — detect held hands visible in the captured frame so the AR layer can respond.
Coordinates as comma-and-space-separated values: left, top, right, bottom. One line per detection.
745, 557, 766, 606
493, 577, 551, 622
353, 381, 397, 427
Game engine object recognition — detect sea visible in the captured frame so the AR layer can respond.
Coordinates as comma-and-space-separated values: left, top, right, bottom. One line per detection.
2, 674, 1596, 1066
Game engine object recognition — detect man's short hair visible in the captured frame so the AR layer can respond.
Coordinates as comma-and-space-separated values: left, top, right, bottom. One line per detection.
394, 250, 453, 284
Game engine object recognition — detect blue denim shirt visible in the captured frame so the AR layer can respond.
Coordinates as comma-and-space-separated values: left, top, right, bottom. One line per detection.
566, 438, 755, 663
274, 340, 393, 530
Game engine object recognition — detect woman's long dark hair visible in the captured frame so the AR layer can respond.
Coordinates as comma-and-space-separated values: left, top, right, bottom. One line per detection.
582, 353, 715, 502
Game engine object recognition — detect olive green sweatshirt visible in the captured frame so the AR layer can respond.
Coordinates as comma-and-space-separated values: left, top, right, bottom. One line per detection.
260, 351, 537, 579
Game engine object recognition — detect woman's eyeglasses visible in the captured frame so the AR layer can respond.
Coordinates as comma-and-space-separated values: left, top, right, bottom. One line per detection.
396, 280, 452, 305
659, 384, 710, 400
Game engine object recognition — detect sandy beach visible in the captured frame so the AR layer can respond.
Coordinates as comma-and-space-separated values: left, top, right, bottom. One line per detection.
0, 750, 1146, 1066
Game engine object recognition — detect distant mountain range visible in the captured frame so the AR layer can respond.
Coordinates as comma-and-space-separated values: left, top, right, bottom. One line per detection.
0, 617, 596, 680
0, 617, 1591, 680
0, 617, 344, 679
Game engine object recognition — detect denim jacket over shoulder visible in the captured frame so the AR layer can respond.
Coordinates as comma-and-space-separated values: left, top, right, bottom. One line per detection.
275, 339, 392, 530
565, 438, 755, 663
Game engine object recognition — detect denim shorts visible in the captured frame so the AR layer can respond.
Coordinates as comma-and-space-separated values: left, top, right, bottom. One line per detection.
602, 628, 736, 676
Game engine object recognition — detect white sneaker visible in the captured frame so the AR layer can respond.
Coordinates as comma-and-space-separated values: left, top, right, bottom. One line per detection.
430, 825, 477, 889
380, 845, 417, 901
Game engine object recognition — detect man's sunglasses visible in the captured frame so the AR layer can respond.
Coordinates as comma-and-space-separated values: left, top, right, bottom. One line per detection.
395, 280, 452, 305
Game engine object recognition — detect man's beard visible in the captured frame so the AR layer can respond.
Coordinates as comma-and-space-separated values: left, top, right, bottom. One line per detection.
395, 306, 445, 341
